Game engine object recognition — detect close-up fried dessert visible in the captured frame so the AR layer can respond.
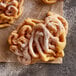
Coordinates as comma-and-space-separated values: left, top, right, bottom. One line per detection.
42, 0, 63, 4
8, 12, 68, 65
1, 0, 76, 75
0, 0, 24, 28
42, 0, 57, 4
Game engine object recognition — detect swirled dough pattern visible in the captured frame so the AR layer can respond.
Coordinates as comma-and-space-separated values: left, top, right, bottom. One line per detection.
8, 12, 68, 65
0, 0, 24, 28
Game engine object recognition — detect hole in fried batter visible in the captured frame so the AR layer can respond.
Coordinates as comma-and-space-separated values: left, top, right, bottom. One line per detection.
59, 34, 64, 42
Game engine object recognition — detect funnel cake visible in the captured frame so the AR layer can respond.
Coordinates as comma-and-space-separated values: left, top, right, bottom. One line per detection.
8, 12, 68, 65
42, 0, 63, 4
42, 0, 57, 4
0, 0, 24, 28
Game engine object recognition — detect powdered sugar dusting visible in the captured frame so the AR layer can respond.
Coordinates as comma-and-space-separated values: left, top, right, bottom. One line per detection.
0, 0, 75, 76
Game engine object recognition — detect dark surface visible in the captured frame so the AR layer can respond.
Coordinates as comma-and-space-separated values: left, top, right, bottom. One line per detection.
0, 0, 76, 76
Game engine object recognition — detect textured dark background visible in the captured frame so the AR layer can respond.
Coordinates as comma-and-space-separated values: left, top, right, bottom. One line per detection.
0, 0, 76, 76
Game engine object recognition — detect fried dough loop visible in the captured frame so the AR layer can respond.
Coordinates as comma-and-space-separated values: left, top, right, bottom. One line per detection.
42, 0, 57, 4
8, 12, 68, 65
0, 0, 24, 28
5, 5, 18, 16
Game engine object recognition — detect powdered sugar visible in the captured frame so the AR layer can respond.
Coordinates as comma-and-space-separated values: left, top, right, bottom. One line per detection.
0, 0, 75, 76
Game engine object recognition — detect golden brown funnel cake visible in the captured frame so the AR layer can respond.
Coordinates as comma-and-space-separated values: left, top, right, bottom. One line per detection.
42, 0, 57, 4
42, 0, 63, 4
8, 12, 68, 65
0, 0, 24, 28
